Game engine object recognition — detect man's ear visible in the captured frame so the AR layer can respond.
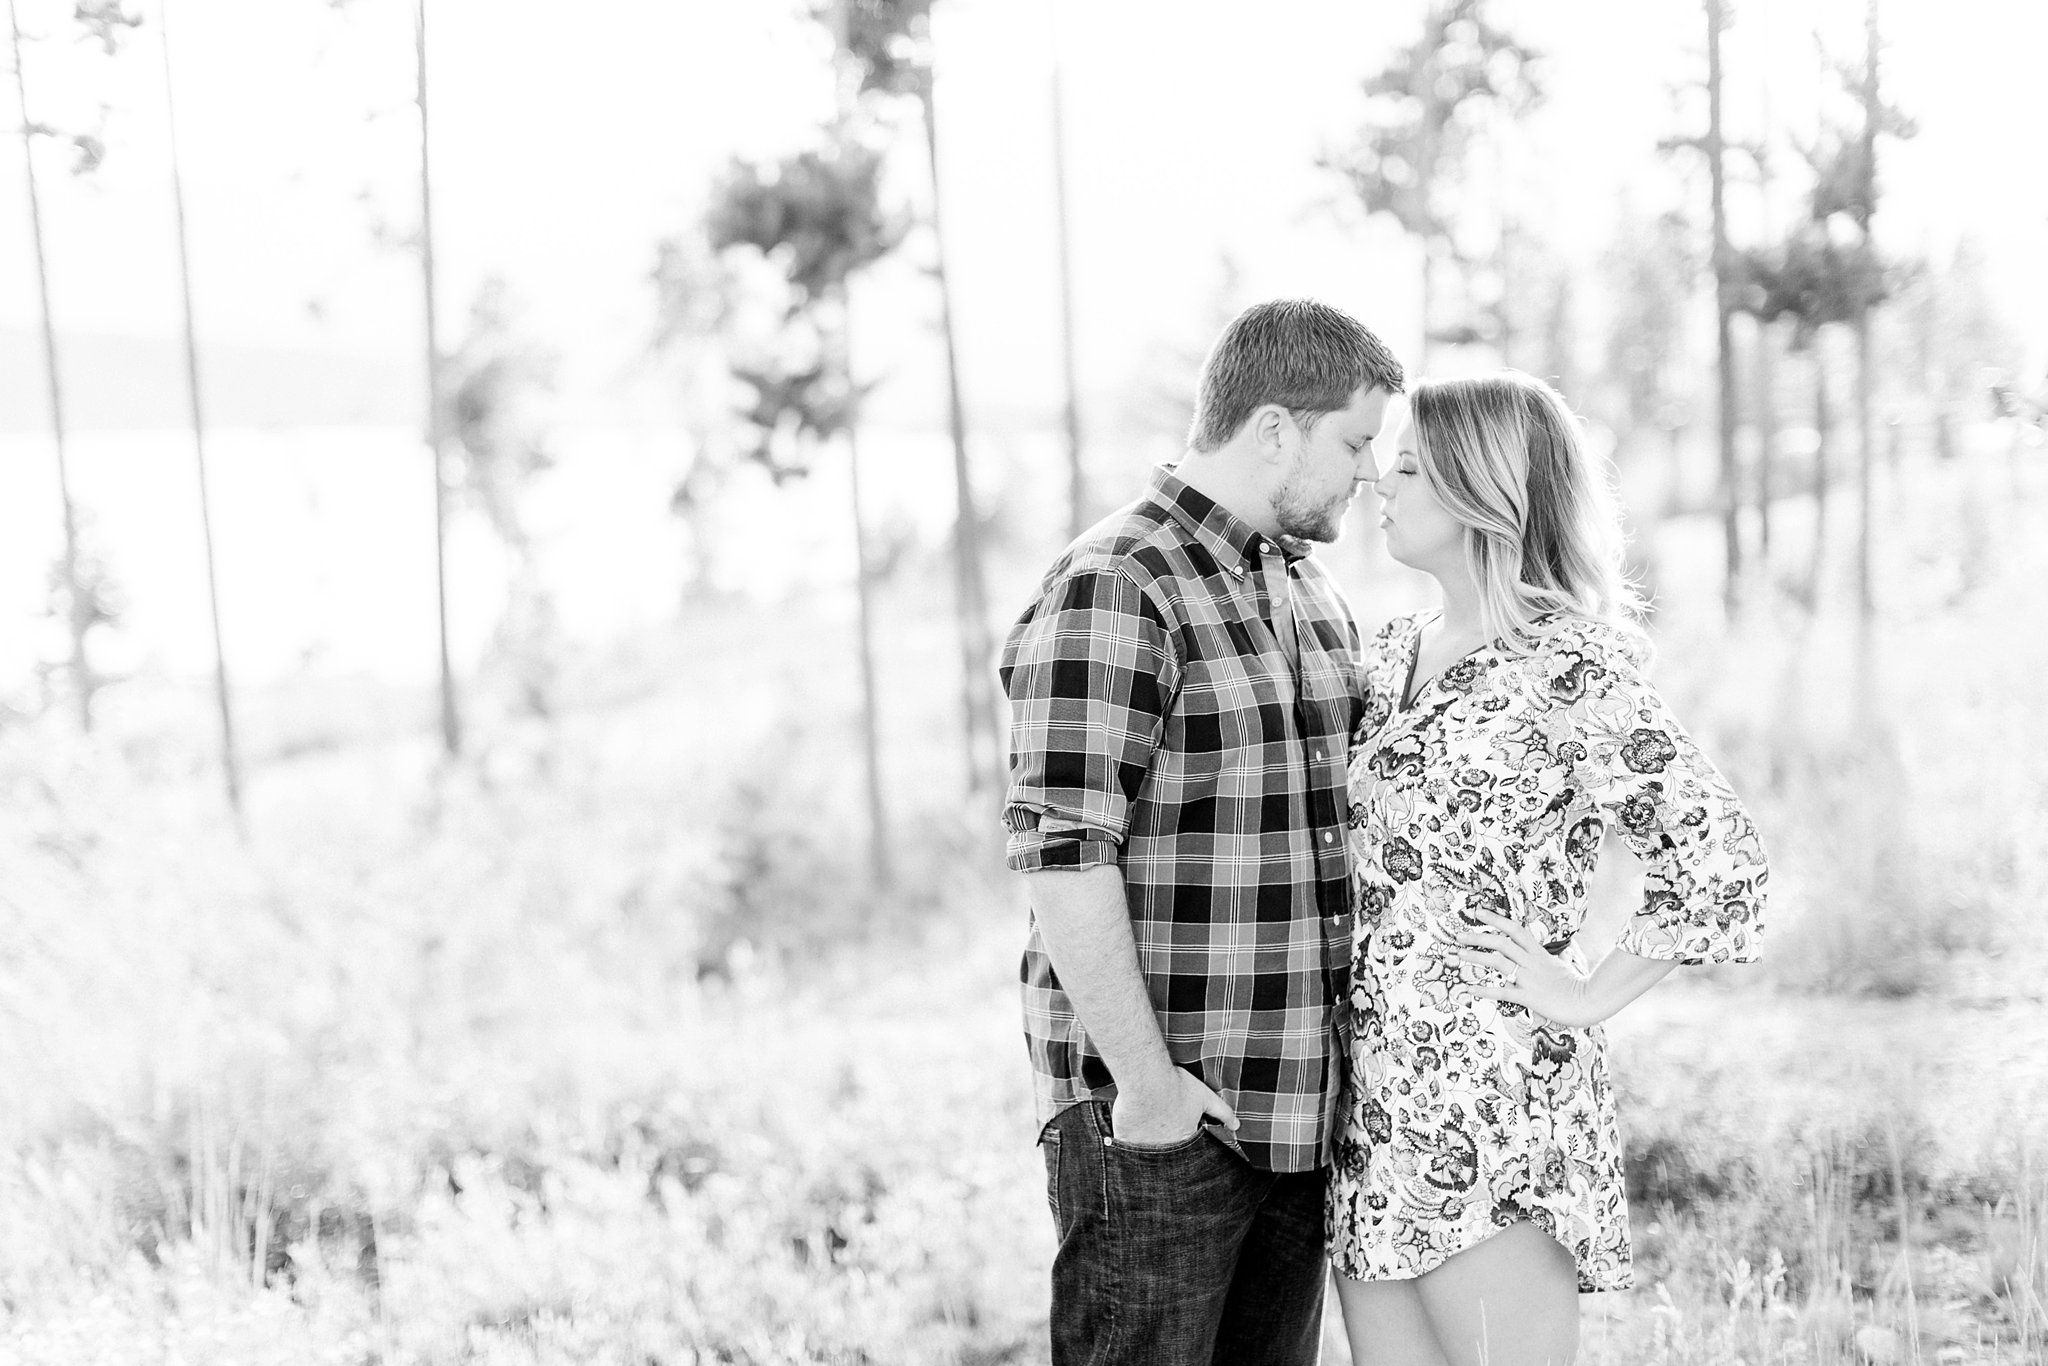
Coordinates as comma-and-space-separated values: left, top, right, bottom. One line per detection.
1249, 404, 1293, 464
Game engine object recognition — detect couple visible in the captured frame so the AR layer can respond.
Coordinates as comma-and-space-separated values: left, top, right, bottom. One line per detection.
997, 300, 1768, 1366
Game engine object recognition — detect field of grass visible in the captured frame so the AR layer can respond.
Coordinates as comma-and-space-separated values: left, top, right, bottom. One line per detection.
1, 443, 2043, 1364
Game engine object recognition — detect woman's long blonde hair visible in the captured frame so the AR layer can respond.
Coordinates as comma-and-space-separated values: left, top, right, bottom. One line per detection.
1408, 371, 1646, 652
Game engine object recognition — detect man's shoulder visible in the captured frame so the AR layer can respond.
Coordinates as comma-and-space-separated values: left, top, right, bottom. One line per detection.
1000, 493, 1191, 677
1039, 493, 1192, 594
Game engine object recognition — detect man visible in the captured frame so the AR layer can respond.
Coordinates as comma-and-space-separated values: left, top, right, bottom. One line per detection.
999, 299, 1404, 1365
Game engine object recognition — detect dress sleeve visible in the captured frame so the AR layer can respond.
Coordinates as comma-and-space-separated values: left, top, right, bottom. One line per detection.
1553, 622, 1768, 965
998, 565, 1179, 873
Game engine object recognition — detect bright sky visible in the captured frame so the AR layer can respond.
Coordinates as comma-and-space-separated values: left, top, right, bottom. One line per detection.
2, 0, 2041, 430
0, 0, 2040, 691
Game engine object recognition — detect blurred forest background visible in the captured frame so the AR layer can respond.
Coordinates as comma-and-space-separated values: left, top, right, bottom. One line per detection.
2, 0, 2044, 1362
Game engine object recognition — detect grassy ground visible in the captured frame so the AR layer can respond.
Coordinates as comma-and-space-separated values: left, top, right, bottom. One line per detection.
0, 446, 2043, 1364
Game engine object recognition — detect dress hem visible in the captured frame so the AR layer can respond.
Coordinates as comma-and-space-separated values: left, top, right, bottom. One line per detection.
1326, 1217, 1633, 1296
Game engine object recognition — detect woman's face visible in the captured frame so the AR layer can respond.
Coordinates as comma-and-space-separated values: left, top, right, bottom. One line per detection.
1374, 415, 1465, 577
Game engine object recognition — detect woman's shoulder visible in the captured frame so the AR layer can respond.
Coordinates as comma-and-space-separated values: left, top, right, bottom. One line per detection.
1365, 609, 1431, 661
1524, 611, 1653, 683
1370, 609, 1433, 642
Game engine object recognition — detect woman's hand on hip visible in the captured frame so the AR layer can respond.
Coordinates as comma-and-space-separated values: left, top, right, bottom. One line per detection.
1449, 909, 1603, 1028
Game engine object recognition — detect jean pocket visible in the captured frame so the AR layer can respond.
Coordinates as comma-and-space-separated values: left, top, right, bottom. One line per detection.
1104, 1117, 1211, 1157
1038, 1122, 1063, 1225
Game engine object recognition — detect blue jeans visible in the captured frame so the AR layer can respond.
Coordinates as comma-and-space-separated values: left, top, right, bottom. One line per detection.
1040, 1099, 1327, 1366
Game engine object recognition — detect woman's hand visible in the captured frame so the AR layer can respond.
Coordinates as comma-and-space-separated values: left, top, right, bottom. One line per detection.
1449, 909, 1602, 1028
1449, 909, 1678, 1029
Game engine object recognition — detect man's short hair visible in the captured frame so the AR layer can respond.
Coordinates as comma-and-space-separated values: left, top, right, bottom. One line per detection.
1186, 299, 1405, 452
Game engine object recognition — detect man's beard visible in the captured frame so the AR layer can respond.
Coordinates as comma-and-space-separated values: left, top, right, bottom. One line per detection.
1273, 470, 1351, 543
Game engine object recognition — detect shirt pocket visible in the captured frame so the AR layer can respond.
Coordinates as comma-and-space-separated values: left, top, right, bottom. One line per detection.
1155, 648, 1291, 786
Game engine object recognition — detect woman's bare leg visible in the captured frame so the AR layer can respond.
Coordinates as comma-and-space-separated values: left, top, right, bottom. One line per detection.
1413, 1222, 1580, 1366
1333, 1267, 1451, 1366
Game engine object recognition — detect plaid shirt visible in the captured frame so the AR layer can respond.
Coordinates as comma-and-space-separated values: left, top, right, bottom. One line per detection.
999, 466, 1362, 1173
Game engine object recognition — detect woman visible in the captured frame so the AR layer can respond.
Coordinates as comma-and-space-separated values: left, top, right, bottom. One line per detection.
1328, 372, 1768, 1366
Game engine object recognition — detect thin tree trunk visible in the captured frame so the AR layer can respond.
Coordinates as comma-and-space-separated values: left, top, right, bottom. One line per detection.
843, 329, 892, 889
1541, 272, 1573, 399
1664, 420, 1685, 522
1496, 215, 1516, 369
2010, 409, 2027, 504
1413, 23, 1446, 375
9, 0, 92, 730
918, 70, 999, 796
1853, 0, 1881, 622
1854, 316, 1874, 619
1755, 316, 1777, 568
1913, 282, 1947, 468
1705, 0, 1741, 620
1752, 36, 1779, 578
1419, 242, 1434, 374
416, 0, 460, 756
1809, 333, 1831, 607
1049, 1, 1085, 541
161, 0, 241, 816
1631, 420, 1685, 623
827, 0, 890, 883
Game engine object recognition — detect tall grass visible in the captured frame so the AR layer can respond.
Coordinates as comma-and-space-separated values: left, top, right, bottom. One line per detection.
1651, 460, 2048, 1001
0, 702, 1032, 1364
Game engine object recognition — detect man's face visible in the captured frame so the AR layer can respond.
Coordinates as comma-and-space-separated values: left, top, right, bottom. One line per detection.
1272, 385, 1393, 543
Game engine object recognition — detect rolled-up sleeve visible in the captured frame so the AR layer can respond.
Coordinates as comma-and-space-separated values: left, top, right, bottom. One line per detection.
998, 566, 1178, 872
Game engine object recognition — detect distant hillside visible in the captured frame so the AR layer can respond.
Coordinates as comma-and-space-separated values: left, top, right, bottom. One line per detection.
0, 329, 423, 432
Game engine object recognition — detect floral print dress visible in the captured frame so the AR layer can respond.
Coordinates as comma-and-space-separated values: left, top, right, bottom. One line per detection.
1326, 611, 1768, 1292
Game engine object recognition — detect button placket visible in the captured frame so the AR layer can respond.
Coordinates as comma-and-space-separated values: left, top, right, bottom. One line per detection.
1257, 546, 1299, 673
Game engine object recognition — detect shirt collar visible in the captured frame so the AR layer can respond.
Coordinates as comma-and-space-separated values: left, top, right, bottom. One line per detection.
1144, 464, 1313, 573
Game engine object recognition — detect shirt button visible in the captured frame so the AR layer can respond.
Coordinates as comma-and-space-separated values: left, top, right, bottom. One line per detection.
1231, 566, 1245, 579
1314, 748, 1325, 761
1323, 831, 1335, 844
